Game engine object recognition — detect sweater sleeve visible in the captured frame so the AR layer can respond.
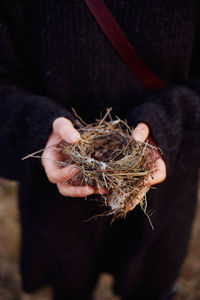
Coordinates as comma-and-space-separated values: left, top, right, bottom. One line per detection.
126, 81, 200, 174
0, 9, 73, 182
126, 4, 200, 176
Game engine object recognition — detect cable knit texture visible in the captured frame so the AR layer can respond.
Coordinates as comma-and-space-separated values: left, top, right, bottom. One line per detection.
0, 0, 200, 298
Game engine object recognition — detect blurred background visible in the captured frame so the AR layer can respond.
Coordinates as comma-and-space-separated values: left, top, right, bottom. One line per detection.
0, 177, 200, 300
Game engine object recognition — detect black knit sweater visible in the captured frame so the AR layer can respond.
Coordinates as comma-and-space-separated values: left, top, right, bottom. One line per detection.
0, 0, 200, 297
0, 0, 200, 180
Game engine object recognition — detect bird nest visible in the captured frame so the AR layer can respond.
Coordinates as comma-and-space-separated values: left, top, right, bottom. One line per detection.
56, 110, 157, 224
23, 109, 158, 226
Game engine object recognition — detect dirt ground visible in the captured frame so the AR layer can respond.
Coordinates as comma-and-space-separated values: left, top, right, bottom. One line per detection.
0, 178, 199, 300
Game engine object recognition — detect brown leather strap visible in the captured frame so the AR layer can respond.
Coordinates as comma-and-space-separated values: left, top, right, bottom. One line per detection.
85, 0, 166, 91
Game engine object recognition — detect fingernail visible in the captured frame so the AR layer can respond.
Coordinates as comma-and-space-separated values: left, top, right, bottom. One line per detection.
134, 132, 142, 142
137, 123, 147, 131
68, 132, 80, 143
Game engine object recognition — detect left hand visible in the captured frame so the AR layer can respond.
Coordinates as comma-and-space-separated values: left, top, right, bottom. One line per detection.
130, 122, 167, 209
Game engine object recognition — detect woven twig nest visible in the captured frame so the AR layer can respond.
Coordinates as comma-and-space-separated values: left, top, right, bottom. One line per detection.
55, 110, 157, 222
23, 109, 158, 225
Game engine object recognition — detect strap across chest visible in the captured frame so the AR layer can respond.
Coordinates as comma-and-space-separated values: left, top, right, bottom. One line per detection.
85, 0, 166, 91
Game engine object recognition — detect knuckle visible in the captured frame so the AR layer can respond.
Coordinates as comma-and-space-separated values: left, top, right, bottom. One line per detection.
46, 170, 59, 183
157, 172, 166, 184
161, 171, 167, 182
41, 157, 45, 167
41, 153, 47, 167
57, 184, 66, 196
161, 165, 167, 182
60, 190, 67, 196
47, 175, 57, 184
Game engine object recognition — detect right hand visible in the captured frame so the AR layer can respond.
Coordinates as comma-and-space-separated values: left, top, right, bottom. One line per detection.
42, 117, 106, 197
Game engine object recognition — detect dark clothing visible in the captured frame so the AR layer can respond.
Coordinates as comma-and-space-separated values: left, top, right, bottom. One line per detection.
0, 1, 200, 299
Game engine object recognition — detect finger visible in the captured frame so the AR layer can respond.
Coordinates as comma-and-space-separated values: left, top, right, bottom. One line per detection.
42, 150, 79, 183
53, 117, 80, 143
127, 186, 150, 211
132, 122, 150, 142
42, 139, 64, 165
145, 137, 162, 165
57, 183, 95, 197
93, 186, 108, 195
145, 158, 167, 186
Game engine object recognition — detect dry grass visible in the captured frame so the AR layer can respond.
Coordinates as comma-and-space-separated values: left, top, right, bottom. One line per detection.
57, 118, 156, 219
0, 178, 200, 300
25, 110, 158, 223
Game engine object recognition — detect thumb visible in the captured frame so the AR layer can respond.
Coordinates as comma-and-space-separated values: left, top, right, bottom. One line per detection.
53, 117, 80, 144
132, 122, 149, 142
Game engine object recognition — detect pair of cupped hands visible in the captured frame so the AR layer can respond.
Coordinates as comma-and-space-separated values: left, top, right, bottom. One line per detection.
42, 117, 166, 206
